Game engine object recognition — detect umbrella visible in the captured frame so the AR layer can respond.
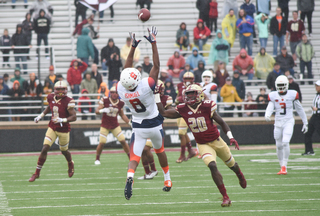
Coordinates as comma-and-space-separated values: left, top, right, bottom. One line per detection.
80, 0, 118, 12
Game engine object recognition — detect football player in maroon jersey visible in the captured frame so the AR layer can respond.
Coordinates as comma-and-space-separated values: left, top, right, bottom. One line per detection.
158, 84, 247, 207
175, 72, 198, 163
94, 86, 132, 165
29, 81, 77, 182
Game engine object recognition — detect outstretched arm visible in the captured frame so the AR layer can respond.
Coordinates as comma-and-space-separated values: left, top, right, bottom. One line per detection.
144, 26, 159, 84
124, 32, 141, 69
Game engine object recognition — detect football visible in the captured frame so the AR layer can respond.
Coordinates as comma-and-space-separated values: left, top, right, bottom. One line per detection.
138, 8, 151, 22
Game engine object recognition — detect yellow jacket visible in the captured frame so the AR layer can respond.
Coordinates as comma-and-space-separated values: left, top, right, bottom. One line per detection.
221, 14, 237, 47
220, 83, 242, 104
120, 44, 140, 62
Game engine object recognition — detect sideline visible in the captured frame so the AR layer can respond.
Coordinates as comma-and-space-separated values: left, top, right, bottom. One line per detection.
0, 181, 12, 216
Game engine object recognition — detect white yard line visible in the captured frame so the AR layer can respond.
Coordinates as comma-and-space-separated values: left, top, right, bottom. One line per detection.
0, 182, 12, 216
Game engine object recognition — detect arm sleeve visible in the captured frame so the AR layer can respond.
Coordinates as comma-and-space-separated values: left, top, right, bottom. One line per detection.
148, 77, 156, 91
265, 101, 274, 118
294, 100, 308, 125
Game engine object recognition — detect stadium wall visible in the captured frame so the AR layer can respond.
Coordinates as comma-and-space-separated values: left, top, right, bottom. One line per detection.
0, 118, 318, 153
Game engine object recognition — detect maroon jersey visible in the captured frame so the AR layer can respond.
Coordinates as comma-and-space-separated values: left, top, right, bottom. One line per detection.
175, 100, 219, 144
100, 97, 125, 129
160, 95, 173, 109
47, 93, 75, 132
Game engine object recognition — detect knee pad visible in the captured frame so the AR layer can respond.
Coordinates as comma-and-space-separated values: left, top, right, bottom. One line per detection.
59, 143, 69, 151
224, 155, 235, 168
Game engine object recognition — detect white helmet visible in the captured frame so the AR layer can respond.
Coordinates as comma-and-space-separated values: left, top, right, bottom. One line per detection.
201, 70, 213, 84
275, 75, 289, 93
120, 68, 141, 90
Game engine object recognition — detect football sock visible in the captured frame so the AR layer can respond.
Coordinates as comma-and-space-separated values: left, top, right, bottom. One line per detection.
217, 184, 229, 198
149, 159, 157, 171
283, 142, 290, 168
180, 145, 186, 156
276, 140, 283, 167
96, 155, 100, 161
162, 166, 171, 181
186, 142, 192, 151
143, 161, 151, 174
35, 158, 46, 175
127, 169, 135, 178
127, 152, 130, 159
234, 167, 244, 180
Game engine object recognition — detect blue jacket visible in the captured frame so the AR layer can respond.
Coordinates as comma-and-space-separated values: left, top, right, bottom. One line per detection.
240, 1, 255, 18
186, 47, 206, 70
236, 15, 254, 34
76, 28, 95, 59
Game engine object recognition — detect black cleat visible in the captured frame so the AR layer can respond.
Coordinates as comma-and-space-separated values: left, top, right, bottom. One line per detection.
124, 177, 133, 200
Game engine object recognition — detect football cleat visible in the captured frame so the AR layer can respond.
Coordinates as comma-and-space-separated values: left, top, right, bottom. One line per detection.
301, 152, 315, 156
68, 161, 74, 178
28, 173, 39, 182
221, 196, 232, 207
94, 160, 101, 165
238, 173, 247, 189
187, 149, 197, 160
277, 166, 287, 175
137, 170, 158, 180
176, 155, 187, 163
163, 180, 172, 192
124, 177, 134, 200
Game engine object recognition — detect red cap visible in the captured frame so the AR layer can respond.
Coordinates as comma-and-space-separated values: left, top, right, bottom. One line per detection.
49, 65, 54, 71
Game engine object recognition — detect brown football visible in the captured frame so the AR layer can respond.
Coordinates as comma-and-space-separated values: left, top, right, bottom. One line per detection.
138, 8, 151, 22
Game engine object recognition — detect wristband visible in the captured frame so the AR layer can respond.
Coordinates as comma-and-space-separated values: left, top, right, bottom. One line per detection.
62, 118, 68, 123
154, 93, 161, 103
99, 109, 104, 114
226, 131, 234, 139
40, 112, 45, 118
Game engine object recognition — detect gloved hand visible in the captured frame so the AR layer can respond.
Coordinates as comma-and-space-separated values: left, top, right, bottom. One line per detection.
301, 124, 308, 134
99, 108, 110, 114
230, 138, 240, 150
265, 116, 271, 122
144, 26, 157, 44
52, 117, 63, 124
34, 115, 42, 123
154, 83, 163, 94
129, 32, 141, 48
128, 120, 132, 128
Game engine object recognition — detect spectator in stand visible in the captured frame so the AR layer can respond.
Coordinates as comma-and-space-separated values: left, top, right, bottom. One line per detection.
220, 77, 242, 117
179, 63, 192, 82
73, 15, 94, 36
193, 19, 211, 52
275, 46, 295, 76
286, 11, 305, 61
233, 49, 254, 80
296, 34, 314, 84
44, 65, 58, 86
176, 22, 191, 51
67, 59, 88, 100
30, 0, 53, 21
0, 76, 9, 121
236, 9, 254, 56
167, 50, 185, 78
11, 0, 28, 9
222, 0, 238, 18
91, 63, 102, 88
142, 56, 153, 74
101, 38, 118, 71
186, 47, 206, 71
278, 0, 290, 23
92, 5, 114, 23
135, 64, 148, 79
159, 69, 172, 84
266, 62, 282, 91
196, 0, 210, 30
232, 70, 245, 117
208, 0, 218, 34
8, 80, 24, 121
136, 0, 151, 11
74, 0, 88, 26
76, 28, 95, 65
42, 79, 53, 107
107, 45, 122, 89
240, 0, 256, 43
164, 79, 177, 102
121, 37, 140, 67
83, 17, 99, 64
256, 87, 268, 116
287, 75, 302, 102
78, 89, 92, 120
254, 47, 275, 80
11, 24, 31, 73
194, 60, 206, 83
270, 7, 287, 56
22, 13, 33, 60
10, 68, 24, 89
256, 0, 271, 15
0, 76, 9, 96
254, 13, 271, 48
0, 29, 11, 68
97, 82, 109, 100
298, 0, 314, 37
34, 9, 51, 59
244, 92, 257, 117
208, 30, 229, 70
3, 74, 13, 89
81, 71, 98, 117
215, 61, 230, 89
221, 9, 237, 54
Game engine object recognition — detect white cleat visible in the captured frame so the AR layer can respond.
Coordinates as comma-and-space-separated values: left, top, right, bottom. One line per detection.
137, 170, 158, 180
94, 160, 101, 165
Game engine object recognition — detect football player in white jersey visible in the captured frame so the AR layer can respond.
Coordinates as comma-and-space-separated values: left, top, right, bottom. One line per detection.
200, 70, 218, 103
265, 75, 308, 175
117, 26, 172, 200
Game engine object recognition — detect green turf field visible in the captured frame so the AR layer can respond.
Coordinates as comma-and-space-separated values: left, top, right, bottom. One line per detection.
0, 147, 319, 216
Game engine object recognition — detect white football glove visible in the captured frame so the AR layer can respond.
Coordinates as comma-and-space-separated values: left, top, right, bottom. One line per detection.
52, 117, 63, 124
265, 116, 271, 122
34, 115, 42, 123
99, 108, 110, 114
128, 120, 132, 128
301, 124, 308, 134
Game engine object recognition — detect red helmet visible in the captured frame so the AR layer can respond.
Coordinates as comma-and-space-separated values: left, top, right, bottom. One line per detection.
54, 81, 68, 99
183, 72, 194, 86
184, 84, 204, 105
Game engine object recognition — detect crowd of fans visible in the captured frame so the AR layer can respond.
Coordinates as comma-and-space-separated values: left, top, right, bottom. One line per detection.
0, 0, 316, 120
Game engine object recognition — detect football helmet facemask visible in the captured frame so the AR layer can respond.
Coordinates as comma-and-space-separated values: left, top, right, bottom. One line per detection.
183, 72, 194, 86
120, 68, 141, 90
184, 84, 204, 105
275, 75, 289, 94
54, 81, 68, 99
201, 70, 213, 84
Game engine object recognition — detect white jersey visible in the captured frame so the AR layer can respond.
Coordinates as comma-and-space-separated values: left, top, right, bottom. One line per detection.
268, 90, 299, 121
117, 77, 159, 124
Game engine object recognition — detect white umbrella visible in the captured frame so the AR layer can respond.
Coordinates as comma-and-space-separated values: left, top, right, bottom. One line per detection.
80, 0, 118, 12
